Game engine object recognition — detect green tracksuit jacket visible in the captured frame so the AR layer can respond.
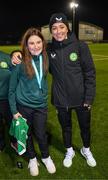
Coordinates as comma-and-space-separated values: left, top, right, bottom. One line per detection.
9, 55, 48, 115
0, 51, 12, 100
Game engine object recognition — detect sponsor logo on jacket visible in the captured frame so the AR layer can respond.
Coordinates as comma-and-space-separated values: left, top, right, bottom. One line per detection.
51, 53, 56, 58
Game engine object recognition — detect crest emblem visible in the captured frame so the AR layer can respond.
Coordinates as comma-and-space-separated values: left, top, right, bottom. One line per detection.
69, 53, 78, 61
0, 61, 8, 68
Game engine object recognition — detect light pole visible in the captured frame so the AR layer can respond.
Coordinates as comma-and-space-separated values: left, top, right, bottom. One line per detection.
70, 2, 78, 32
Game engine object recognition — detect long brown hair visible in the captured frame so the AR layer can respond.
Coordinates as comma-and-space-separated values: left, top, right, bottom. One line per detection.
21, 27, 48, 78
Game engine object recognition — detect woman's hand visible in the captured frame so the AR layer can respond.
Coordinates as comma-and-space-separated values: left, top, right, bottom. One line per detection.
11, 52, 22, 65
13, 112, 22, 120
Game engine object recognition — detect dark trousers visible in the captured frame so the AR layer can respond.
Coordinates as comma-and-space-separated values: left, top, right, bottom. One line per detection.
17, 103, 49, 159
57, 106, 91, 148
0, 100, 16, 150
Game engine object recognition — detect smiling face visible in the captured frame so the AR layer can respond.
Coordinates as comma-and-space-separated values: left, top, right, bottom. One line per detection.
27, 35, 43, 56
51, 22, 68, 42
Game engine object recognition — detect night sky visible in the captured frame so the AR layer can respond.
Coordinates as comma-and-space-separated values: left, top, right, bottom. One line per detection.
0, 0, 107, 43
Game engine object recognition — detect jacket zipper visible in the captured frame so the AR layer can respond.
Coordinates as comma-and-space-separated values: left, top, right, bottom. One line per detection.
60, 42, 68, 111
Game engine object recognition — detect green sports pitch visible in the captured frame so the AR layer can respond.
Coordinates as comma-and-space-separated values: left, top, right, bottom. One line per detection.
0, 44, 108, 179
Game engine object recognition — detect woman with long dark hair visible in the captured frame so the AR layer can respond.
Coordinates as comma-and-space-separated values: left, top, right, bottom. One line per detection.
9, 28, 56, 176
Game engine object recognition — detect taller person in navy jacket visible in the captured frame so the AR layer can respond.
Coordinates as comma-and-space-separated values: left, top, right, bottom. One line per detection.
47, 13, 96, 168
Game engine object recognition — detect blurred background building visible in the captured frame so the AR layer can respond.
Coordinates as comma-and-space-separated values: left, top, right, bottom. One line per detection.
41, 21, 103, 42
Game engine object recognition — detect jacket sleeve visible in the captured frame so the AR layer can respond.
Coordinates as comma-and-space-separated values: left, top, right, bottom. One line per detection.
79, 41, 96, 105
0, 51, 12, 67
10, 50, 22, 58
9, 64, 21, 114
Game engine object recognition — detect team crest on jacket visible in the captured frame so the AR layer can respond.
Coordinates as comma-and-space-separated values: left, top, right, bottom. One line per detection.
51, 53, 56, 58
0, 61, 8, 68
69, 53, 78, 61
